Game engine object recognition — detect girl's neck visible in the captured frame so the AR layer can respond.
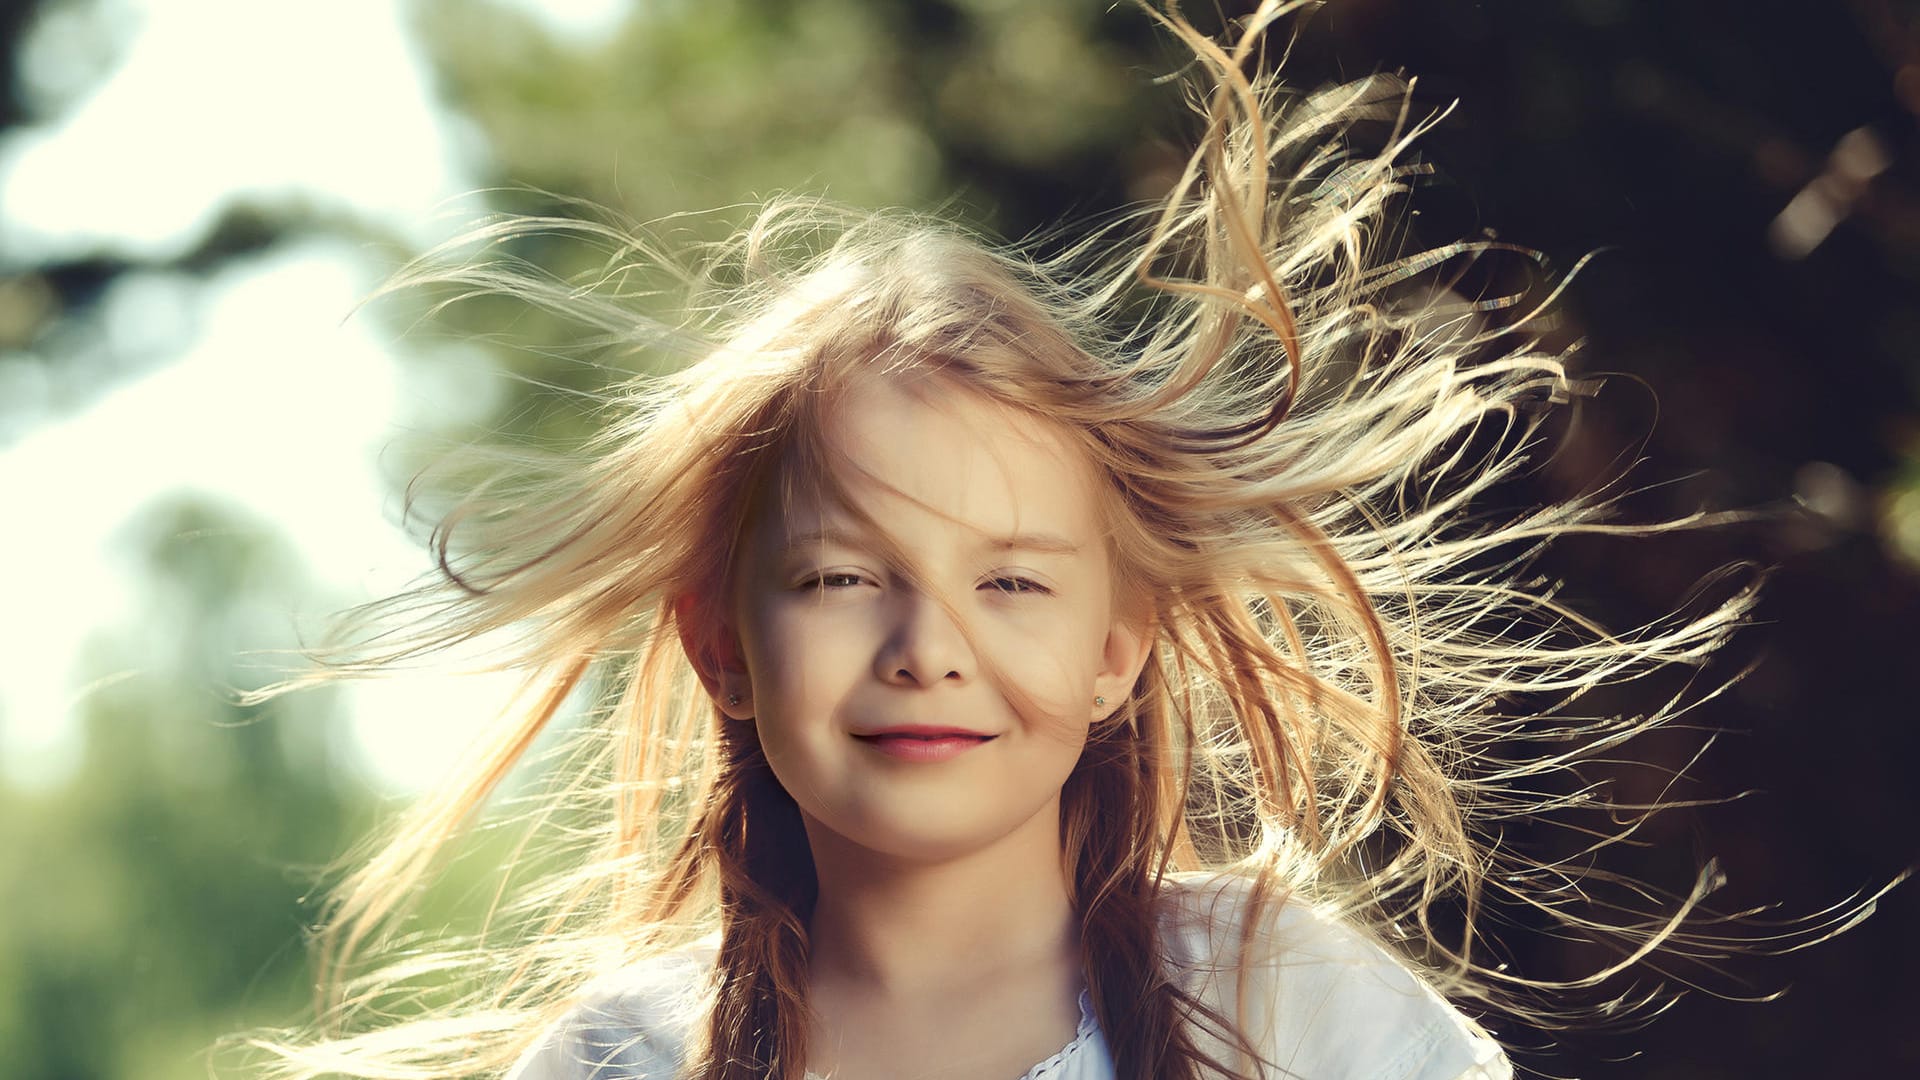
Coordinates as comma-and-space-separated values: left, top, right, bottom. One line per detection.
802, 797, 1080, 998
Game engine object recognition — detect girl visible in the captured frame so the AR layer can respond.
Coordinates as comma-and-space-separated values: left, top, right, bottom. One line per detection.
242, 3, 1781, 1078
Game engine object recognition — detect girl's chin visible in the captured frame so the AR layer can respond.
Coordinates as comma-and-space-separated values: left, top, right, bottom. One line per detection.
800, 799, 1066, 869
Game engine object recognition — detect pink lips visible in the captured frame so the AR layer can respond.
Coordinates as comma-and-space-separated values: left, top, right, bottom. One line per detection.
853, 726, 997, 763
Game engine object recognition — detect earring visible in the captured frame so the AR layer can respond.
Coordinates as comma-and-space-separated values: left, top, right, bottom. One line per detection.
726, 693, 742, 707
1094, 695, 1106, 707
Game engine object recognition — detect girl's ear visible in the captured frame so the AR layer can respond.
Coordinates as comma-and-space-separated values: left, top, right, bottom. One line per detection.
1092, 610, 1156, 720
672, 593, 754, 720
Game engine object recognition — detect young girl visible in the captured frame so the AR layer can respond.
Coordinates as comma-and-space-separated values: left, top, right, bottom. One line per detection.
242, 4, 1777, 1078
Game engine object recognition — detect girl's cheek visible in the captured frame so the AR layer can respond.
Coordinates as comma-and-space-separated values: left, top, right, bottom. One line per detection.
1000, 642, 1098, 711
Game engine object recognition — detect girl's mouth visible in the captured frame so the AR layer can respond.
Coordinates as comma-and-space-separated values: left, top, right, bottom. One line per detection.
852, 732, 996, 762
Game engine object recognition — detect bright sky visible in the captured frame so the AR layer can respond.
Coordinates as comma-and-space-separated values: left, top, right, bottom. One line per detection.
0, 0, 617, 793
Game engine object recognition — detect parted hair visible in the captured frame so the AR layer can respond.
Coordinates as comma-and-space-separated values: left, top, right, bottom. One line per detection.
234, 3, 1793, 1078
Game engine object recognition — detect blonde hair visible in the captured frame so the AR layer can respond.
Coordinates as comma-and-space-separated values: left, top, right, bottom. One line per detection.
231, 3, 1827, 1077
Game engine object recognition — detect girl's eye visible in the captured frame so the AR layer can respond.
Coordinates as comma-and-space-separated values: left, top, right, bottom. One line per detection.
800, 573, 1048, 595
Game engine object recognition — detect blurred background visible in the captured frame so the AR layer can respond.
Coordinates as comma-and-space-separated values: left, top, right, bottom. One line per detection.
0, 1, 1915, 1077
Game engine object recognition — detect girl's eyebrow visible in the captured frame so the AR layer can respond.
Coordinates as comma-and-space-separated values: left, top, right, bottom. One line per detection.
781, 526, 1081, 556
987, 532, 1082, 556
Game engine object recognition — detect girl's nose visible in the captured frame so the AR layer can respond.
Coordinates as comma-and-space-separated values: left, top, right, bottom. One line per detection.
873, 588, 975, 688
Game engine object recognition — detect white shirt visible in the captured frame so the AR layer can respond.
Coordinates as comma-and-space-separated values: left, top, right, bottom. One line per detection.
508, 873, 1511, 1080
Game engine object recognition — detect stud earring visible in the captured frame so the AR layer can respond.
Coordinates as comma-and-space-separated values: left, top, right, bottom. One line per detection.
1094, 695, 1106, 707
726, 693, 741, 707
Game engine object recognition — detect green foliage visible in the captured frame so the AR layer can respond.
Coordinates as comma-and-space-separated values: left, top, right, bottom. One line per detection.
0, 497, 367, 1078
417, 0, 1144, 220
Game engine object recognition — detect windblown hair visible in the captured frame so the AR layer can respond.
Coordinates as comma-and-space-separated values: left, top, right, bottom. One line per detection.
231, 3, 1829, 1079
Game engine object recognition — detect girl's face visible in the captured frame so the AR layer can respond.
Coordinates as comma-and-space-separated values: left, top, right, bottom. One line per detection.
719, 374, 1152, 866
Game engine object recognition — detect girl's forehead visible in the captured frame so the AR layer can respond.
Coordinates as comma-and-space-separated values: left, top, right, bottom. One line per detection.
770, 375, 1104, 545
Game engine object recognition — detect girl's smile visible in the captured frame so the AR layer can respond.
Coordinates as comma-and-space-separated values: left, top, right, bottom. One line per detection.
852, 726, 998, 762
